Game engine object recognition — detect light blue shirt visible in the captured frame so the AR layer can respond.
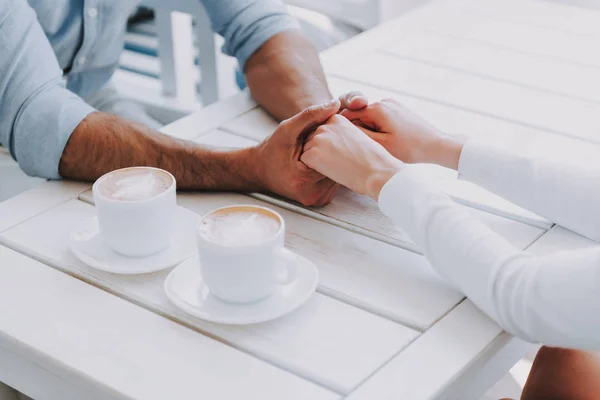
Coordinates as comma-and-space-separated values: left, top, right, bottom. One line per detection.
0, 0, 297, 179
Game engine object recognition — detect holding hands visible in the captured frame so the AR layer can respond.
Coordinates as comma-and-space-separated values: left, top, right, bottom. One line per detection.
252, 91, 368, 206
259, 93, 465, 205
301, 115, 404, 200
300, 98, 466, 200
341, 98, 466, 170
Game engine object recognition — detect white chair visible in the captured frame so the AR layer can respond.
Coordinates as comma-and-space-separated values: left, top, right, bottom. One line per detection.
115, 0, 434, 124
115, 0, 237, 125
140, 0, 219, 106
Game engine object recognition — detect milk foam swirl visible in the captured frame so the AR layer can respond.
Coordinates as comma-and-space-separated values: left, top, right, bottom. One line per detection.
98, 169, 172, 201
198, 210, 280, 246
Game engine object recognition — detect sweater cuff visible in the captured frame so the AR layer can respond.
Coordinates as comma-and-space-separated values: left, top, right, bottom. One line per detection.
378, 167, 440, 224
458, 139, 507, 188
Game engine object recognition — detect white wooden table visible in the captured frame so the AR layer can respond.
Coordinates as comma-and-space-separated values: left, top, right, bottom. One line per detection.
2, 0, 600, 398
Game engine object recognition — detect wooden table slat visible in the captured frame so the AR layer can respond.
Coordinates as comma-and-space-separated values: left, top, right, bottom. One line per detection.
0, 181, 90, 233
457, 0, 600, 39
159, 91, 256, 139
327, 52, 600, 144
384, 0, 600, 69
0, 246, 337, 400
347, 301, 510, 400
384, 30, 600, 105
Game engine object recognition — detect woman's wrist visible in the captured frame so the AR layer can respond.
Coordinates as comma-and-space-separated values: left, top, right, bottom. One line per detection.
366, 158, 405, 201
423, 135, 467, 170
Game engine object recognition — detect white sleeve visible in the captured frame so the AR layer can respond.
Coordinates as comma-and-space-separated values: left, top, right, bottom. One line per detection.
379, 168, 600, 350
459, 139, 600, 242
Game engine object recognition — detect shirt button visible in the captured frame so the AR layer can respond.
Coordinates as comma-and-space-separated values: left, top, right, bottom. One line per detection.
87, 7, 98, 18
77, 56, 87, 66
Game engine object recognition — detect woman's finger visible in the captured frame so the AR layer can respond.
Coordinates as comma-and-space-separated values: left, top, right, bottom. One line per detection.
356, 125, 384, 141
341, 109, 380, 131
338, 91, 369, 111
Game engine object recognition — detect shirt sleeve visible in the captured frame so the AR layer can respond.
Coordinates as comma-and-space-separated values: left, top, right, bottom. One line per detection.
0, 0, 94, 179
379, 168, 600, 350
459, 139, 600, 242
200, 0, 299, 69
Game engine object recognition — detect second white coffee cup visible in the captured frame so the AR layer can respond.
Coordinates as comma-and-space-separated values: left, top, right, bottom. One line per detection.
197, 205, 298, 304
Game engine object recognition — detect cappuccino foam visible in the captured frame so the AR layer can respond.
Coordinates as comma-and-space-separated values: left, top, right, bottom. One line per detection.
198, 207, 281, 246
96, 168, 172, 201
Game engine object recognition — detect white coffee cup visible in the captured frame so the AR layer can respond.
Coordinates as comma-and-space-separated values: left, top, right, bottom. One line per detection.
197, 205, 298, 303
92, 167, 176, 257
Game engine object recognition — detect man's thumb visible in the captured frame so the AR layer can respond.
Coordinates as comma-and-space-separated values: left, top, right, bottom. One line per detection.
288, 99, 340, 134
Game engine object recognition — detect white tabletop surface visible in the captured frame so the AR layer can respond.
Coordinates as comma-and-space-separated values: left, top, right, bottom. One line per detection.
2, 0, 600, 398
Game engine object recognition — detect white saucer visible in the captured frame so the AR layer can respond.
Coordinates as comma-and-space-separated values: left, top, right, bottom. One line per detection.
164, 251, 319, 325
70, 207, 200, 275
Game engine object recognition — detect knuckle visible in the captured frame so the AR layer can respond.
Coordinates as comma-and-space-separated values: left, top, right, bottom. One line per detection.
313, 135, 330, 148
329, 114, 344, 123
315, 125, 328, 134
279, 118, 292, 130
291, 177, 307, 192
372, 102, 386, 111
298, 197, 312, 207
298, 191, 320, 207
323, 134, 335, 144
314, 131, 330, 143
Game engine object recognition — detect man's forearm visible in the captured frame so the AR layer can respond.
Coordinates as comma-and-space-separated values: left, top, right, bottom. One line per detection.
58, 112, 261, 190
244, 30, 332, 120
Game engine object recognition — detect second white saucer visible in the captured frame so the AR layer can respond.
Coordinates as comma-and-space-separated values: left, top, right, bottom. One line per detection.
70, 207, 200, 274
164, 250, 319, 325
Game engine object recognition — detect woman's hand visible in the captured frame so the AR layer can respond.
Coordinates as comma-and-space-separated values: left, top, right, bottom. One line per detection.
341, 99, 466, 170
300, 115, 404, 200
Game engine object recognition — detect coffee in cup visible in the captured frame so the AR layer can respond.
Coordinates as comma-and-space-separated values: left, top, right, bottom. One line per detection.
197, 205, 298, 303
93, 167, 176, 257
95, 168, 173, 201
197, 206, 281, 246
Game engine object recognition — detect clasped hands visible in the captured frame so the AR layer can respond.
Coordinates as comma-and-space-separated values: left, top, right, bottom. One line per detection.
254, 92, 465, 206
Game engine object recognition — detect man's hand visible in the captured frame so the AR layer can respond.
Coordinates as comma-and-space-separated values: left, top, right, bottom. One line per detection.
250, 99, 342, 206
59, 100, 345, 206
341, 99, 466, 170
301, 115, 404, 201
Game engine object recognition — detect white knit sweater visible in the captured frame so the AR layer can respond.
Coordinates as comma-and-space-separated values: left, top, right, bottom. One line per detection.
379, 139, 600, 349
